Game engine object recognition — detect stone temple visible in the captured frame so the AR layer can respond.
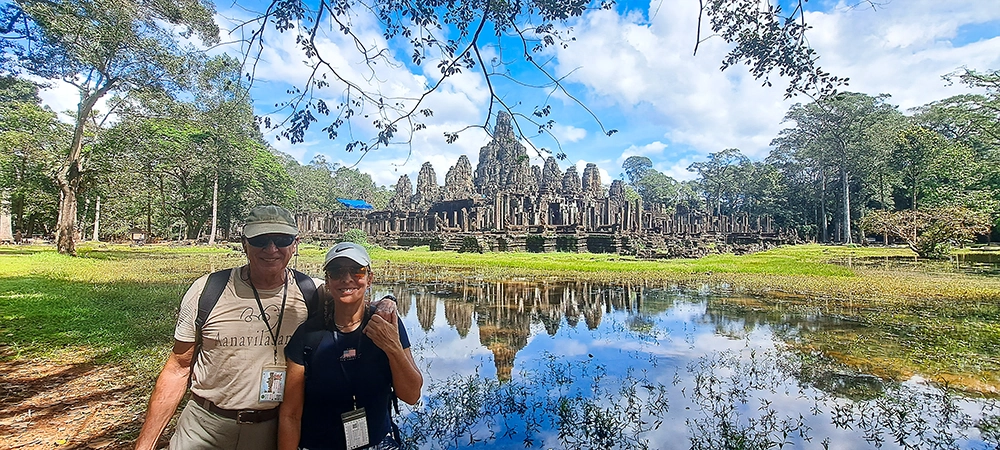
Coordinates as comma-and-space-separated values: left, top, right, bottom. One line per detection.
298, 112, 789, 257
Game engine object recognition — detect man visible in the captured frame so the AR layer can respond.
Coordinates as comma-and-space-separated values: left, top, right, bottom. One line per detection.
135, 205, 316, 450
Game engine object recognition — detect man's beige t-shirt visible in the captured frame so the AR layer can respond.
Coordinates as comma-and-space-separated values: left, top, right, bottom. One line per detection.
174, 268, 317, 410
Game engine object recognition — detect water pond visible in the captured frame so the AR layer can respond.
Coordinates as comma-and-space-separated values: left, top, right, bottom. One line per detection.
371, 280, 999, 450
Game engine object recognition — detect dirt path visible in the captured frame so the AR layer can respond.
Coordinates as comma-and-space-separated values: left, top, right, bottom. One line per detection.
0, 353, 158, 450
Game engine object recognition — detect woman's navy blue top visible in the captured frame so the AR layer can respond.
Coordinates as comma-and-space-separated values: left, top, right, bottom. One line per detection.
285, 313, 411, 450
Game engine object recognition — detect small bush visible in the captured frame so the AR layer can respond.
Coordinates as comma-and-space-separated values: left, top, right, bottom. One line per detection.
340, 229, 370, 247
526, 235, 546, 253
459, 236, 483, 253
556, 236, 578, 252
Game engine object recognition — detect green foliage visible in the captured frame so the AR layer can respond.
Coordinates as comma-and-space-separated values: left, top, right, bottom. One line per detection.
556, 235, 578, 252
688, 148, 751, 215
397, 236, 444, 251
622, 156, 653, 186
459, 236, 483, 253
284, 155, 392, 213
1, 0, 220, 253
769, 92, 906, 243
89, 55, 292, 241
339, 228, 370, 248
861, 207, 991, 258
585, 235, 616, 253
526, 235, 546, 253
0, 76, 69, 237
633, 170, 680, 211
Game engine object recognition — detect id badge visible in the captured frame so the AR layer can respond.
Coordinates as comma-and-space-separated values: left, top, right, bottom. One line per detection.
341, 408, 369, 450
258, 365, 286, 402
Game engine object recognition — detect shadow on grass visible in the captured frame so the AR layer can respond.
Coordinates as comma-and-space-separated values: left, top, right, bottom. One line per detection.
0, 247, 45, 256
0, 276, 184, 363
0, 349, 172, 450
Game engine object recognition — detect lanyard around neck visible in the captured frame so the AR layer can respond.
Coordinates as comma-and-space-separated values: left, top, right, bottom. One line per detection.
247, 268, 289, 364
334, 308, 369, 408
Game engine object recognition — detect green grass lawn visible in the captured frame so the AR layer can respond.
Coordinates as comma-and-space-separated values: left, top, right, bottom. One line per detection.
2, 242, 999, 393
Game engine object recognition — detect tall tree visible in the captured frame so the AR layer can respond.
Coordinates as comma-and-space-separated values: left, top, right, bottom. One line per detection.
285, 154, 340, 214
0, 76, 69, 238
914, 69, 1000, 228
0, 0, 219, 254
891, 126, 946, 211
633, 170, 681, 212
687, 148, 749, 216
95, 81, 292, 241
771, 93, 901, 243
622, 156, 654, 187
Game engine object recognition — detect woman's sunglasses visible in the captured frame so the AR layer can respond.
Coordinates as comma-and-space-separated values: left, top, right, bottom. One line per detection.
326, 265, 370, 280
246, 234, 297, 248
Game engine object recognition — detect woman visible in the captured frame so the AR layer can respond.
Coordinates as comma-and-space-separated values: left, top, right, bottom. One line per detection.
278, 242, 422, 450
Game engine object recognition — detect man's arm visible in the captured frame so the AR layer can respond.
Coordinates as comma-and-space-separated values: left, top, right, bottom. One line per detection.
277, 361, 306, 450
133, 340, 195, 450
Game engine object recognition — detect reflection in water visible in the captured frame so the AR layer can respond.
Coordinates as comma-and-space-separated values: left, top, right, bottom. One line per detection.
840, 254, 1000, 276
374, 280, 999, 449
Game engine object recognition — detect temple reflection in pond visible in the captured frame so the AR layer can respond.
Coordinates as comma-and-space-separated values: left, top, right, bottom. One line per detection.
387, 279, 658, 381
378, 279, 999, 449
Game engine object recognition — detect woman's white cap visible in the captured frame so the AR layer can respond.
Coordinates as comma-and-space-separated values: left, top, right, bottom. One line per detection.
323, 242, 371, 270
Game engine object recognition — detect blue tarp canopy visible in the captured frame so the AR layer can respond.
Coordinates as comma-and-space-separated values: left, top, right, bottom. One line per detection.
337, 198, 374, 210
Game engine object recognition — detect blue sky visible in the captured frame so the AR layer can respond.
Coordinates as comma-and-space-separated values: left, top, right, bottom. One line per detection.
36, 0, 1000, 188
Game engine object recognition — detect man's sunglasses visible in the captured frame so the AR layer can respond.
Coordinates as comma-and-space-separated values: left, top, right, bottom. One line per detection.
246, 234, 297, 248
326, 265, 370, 280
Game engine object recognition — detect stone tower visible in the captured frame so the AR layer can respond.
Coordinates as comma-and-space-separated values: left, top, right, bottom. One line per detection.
474, 111, 531, 197
581, 163, 603, 198
389, 174, 412, 210
412, 162, 441, 210
444, 155, 475, 200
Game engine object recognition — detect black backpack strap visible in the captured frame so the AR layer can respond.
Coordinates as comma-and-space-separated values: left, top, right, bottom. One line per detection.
291, 269, 320, 319
190, 269, 232, 386
196, 269, 232, 333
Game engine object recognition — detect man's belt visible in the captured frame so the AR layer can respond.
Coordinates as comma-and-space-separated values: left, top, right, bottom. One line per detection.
191, 393, 279, 424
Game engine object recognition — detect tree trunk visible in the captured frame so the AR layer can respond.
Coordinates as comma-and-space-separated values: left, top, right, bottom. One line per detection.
81, 197, 89, 241
0, 194, 13, 242
93, 195, 101, 242
55, 84, 113, 255
841, 168, 852, 244
185, 217, 203, 240
208, 174, 218, 245
146, 189, 152, 242
55, 182, 79, 254
820, 174, 828, 243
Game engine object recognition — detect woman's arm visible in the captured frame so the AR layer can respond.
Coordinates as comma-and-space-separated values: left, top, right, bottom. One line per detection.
364, 313, 423, 404
277, 361, 306, 450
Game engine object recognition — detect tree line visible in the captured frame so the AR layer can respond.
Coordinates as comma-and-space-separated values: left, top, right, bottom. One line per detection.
622, 71, 999, 257
7, 65, 997, 259
0, 64, 389, 245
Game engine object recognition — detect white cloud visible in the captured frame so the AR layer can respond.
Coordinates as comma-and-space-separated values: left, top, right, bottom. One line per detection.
549, 0, 1000, 169
216, 0, 1000, 190
35, 79, 117, 127
552, 123, 587, 143
616, 141, 668, 167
